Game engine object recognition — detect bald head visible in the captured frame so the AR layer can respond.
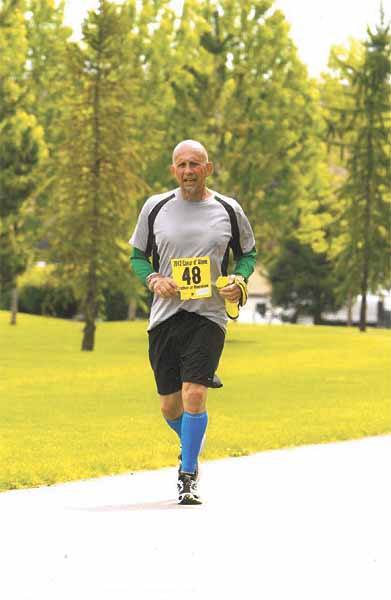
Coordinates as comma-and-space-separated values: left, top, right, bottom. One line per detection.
170, 139, 213, 201
172, 139, 209, 164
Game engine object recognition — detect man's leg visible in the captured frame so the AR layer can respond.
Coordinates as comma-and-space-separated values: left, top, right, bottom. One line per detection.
160, 391, 183, 440
180, 382, 208, 474
177, 315, 224, 481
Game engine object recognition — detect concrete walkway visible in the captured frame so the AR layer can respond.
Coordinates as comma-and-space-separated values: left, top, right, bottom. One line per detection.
0, 435, 390, 600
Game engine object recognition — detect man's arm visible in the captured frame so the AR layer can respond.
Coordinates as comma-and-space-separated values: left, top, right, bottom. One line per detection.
219, 247, 257, 304
233, 246, 257, 281
130, 246, 178, 297
130, 246, 154, 285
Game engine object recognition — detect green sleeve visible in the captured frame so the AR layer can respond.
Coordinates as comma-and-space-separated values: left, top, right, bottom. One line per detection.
130, 246, 154, 285
233, 246, 257, 282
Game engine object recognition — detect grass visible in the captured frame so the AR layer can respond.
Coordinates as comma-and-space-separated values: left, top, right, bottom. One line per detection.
0, 310, 390, 492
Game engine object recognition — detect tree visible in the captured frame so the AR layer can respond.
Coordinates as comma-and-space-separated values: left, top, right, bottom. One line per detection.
323, 14, 390, 331
25, 0, 72, 150
127, 0, 177, 192
157, 0, 331, 266
23, 0, 72, 248
0, 0, 47, 323
49, 0, 147, 350
269, 238, 341, 324
310, 41, 364, 324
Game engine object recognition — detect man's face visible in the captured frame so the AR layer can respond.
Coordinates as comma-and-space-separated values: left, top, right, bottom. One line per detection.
170, 145, 213, 199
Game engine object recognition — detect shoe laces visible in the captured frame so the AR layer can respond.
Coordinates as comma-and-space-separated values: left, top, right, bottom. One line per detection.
178, 472, 198, 494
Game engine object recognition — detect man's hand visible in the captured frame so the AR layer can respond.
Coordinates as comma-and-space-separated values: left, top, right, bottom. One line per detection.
150, 276, 178, 298
218, 281, 241, 303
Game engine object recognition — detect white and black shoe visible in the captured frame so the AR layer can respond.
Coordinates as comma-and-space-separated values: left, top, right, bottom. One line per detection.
177, 472, 202, 505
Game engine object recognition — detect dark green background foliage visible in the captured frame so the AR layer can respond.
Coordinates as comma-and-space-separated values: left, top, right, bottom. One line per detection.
269, 239, 341, 324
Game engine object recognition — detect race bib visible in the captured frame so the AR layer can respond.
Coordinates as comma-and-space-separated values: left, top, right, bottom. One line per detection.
171, 256, 212, 300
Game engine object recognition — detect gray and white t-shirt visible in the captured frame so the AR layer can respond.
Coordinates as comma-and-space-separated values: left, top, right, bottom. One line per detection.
129, 188, 255, 331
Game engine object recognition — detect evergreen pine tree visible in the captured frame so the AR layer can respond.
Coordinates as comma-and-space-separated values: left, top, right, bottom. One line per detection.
49, 0, 147, 350
328, 14, 390, 331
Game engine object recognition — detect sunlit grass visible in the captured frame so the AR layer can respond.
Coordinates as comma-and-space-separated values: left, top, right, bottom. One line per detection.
1, 311, 390, 491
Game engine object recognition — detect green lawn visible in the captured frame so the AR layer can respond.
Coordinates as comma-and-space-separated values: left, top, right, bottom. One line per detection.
0, 310, 390, 491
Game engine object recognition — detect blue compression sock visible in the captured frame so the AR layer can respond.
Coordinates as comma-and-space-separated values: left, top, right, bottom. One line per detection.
165, 414, 183, 440
180, 411, 208, 474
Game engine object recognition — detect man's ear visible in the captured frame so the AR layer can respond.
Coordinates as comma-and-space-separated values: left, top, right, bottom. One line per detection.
170, 164, 176, 177
206, 161, 214, 176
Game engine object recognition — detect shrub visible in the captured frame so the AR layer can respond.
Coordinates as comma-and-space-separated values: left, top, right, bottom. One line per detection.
17, 264, 78, 318
103, 288, 129, 321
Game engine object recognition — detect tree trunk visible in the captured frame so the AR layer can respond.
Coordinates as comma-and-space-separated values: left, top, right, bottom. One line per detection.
10, 286, 18, 325
82, 316, 96, 351
81, 263, 98, 351
81, 48, 101, 352
347, 290, 353, 327
359, 127, 374, 333
359, 289, 367, 332
81, 273, 98, 351
127, 298, 137, 321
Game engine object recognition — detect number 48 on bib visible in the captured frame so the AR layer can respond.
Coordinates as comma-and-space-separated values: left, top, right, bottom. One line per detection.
171, 256, 212, 300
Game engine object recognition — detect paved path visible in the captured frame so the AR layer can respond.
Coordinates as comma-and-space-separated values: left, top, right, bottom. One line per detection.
1, 436, 390, 600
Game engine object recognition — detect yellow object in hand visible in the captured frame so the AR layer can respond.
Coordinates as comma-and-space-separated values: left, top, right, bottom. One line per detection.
216, 274, 248, 319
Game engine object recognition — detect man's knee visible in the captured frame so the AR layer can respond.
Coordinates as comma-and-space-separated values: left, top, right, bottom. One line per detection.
160, 391, 183, 420
182, 382, 207, 414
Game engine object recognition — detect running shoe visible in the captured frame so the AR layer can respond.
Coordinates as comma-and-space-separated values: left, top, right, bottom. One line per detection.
177, 472, 202, 505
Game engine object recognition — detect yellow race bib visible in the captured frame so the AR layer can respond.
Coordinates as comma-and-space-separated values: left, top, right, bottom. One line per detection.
171, 256, 212, 300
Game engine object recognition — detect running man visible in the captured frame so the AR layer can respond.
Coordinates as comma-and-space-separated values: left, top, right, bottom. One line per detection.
129, 139, 256, 504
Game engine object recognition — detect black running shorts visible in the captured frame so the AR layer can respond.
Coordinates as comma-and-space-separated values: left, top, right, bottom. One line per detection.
148, 310, 226, 395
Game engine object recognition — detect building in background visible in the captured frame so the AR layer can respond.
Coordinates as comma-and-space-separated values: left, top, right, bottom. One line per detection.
237, 270, 391, 328
322, 291, 391, 328
237, 269, 276, 324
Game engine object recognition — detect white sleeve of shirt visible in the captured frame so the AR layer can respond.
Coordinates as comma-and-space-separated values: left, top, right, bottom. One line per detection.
233, 201, 256, 254
128, 198, 152, 252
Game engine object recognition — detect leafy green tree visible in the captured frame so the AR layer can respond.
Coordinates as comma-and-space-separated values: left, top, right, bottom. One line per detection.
0, 111, 45, 219
25, 0, 72, 149
156, 0, 331, 265
0, 0, 28, 118
23, 0, 72, 245
0, 0, 47, 323
221, 2, 330, 261
127, 0, 177, 192
49, 0, 147, 350
269, 238, 341, 324
321, 40, 365, 164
